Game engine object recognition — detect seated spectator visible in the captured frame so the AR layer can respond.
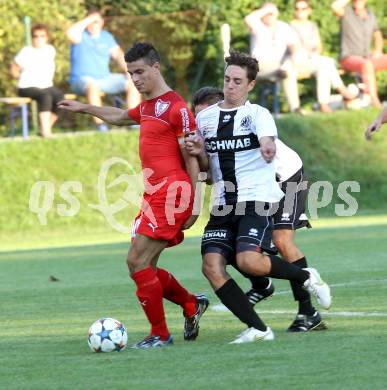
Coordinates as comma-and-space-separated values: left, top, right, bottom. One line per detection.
11, 23, 63, 137
291, 0, 357, 113
331, 0, 387, 107
66, 9, 141, 131
245, 3, 301, 113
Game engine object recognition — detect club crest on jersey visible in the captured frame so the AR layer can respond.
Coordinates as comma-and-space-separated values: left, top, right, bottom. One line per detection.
155, 99, 170, 117
240, 115, 252, 130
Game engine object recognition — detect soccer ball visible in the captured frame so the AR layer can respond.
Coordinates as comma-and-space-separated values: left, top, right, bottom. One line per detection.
88, 317, 128, 352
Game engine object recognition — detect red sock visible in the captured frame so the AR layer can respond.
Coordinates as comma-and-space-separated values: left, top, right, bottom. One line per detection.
131, 267, 170, 340
156, 268, 197, 317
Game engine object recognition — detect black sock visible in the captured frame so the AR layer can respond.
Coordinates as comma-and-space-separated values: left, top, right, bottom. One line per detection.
268, 255, 309, 283
230, 262, 270, 290
215, 279, 267, 331
249, 276, 271, 291
290, 257, 315, 315
229, 262, 270, 290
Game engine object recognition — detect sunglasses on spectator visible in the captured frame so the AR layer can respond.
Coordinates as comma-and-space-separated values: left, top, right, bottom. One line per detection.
33, 34, 47, 38
295, 6, 309, 10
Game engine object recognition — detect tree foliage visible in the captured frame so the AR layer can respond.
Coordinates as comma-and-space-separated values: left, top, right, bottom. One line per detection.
0, 0, 85, 96
0, 0, 385, 100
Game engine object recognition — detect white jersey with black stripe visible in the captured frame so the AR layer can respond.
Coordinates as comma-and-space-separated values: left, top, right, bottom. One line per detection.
196, 101, 284, 205
274, 139, 303, 182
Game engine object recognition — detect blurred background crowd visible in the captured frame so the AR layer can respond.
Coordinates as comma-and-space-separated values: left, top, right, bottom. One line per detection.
0, 0, 386, 137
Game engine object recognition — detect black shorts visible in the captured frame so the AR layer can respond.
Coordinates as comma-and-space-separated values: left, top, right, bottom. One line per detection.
201, 201, 277, 261
273, 167, 311, 230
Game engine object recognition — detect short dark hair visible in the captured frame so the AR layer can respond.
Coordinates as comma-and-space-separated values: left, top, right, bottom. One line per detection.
31, 23, 49, 38
86, 7, 101, 16
192, 87, 224, 108
224, 50, 259, 82
124, 42, 160, 65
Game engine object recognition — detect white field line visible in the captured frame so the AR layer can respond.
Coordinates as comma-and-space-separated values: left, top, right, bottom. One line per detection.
258, 310, 387, 317
274, 278, 387, 295
211, 278, 387, 317
211, 305, 387, 317
211, 303, 387, 317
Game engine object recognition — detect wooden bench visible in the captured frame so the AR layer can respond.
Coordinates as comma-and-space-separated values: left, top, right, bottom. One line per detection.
0, 92, 126, 138
0, 94, 77, 138
0, 97, 31, 138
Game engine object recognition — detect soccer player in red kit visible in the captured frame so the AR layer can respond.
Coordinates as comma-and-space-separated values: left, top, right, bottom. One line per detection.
58, 42, 209, 349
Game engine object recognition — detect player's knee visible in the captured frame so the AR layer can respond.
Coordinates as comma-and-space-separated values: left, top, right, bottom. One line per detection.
126, 252, 138, 273
201, 258, 226, 285
126, 246, 147, 273
201, 260, 216, 281
273, 235, 288, 255
236, 252, 265, 275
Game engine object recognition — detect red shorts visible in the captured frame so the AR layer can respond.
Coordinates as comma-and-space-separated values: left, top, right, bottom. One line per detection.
131, 176, 193, 247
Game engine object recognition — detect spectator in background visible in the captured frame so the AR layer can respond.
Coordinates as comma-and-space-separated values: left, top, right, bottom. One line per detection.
11, 23, 63, 137
291, 0, 358, 113
331, 0, 387, 107
66, 9, 141, 131
245, 3, 301, 113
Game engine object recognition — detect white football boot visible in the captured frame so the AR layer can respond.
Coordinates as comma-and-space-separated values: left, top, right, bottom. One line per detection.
229, 327, 274, 344
303, 267, 332, 310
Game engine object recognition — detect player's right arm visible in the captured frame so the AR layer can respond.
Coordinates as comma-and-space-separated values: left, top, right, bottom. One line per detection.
365, 107, 387, 140
57, 100, 133, 126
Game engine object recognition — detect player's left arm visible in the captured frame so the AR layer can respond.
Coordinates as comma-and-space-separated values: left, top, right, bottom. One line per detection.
179, 145, 201, 229
365, 106, 387, 140
185, 134, 209, 172
179, 143, 201, 185
256, 108, 278, 162
260, 136, 276, 162
171, 103, 203, 229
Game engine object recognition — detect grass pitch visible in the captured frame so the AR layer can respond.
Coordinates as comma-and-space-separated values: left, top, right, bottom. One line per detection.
1, 224, 387, 390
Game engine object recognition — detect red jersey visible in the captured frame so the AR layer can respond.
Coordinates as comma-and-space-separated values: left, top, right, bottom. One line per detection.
128, 91, 196, 184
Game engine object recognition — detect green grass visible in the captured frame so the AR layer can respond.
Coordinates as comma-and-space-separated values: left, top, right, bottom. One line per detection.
2, 107, 387, 238
1, 224, 387, 390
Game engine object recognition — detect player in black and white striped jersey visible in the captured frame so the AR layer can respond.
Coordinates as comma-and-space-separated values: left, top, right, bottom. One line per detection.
188, 82, 327, 333
185, 51, 330, 343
